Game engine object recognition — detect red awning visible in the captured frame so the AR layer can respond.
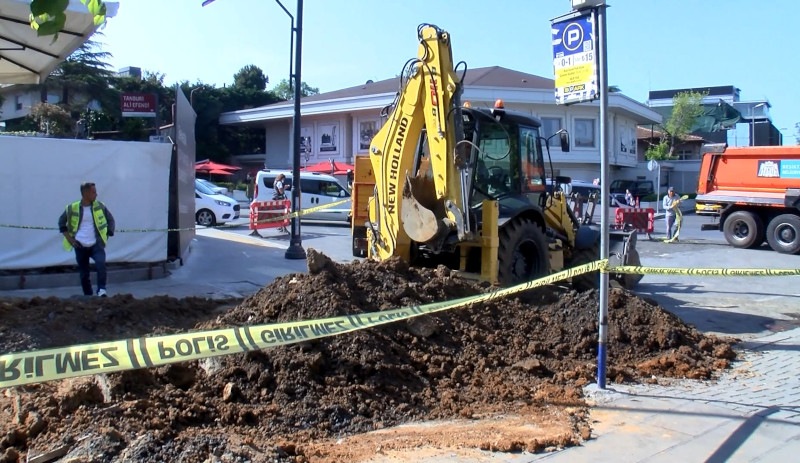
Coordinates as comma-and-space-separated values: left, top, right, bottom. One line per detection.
302, 160, 354, 175
205, 168, 235, 176
195, 160, 241, 172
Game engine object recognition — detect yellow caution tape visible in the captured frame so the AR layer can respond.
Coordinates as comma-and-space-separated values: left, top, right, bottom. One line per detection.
0, 199, 351, 233
0, 260, 604, 389
4, 258, 796, 388
607, 265, 800, 277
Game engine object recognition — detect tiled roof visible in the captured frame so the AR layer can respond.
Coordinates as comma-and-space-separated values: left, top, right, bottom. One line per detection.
276, 66, 554, 106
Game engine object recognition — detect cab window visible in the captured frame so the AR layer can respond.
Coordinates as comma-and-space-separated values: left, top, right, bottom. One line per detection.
520, 126, 544, 193
473, 119, 515, 200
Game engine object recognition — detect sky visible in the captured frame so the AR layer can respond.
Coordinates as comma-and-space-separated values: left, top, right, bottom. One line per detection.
99, 0, 798, 144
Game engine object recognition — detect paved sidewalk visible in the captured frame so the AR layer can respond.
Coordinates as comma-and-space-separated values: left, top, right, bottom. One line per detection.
529, 328, 800, 462
3, 228, 798, 462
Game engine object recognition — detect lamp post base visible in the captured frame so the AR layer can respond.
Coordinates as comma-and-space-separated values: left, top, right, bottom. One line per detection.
285, 241, 306, 259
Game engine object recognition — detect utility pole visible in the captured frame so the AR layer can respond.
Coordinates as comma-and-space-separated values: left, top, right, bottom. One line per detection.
284, 0, 306, 259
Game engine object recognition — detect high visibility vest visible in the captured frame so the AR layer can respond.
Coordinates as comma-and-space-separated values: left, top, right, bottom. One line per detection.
63, 201, 109, 251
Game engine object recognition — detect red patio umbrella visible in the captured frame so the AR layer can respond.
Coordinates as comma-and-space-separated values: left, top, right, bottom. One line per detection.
205, 168, 235, 176
195, 160, 241, 172
302, 160, 354, 175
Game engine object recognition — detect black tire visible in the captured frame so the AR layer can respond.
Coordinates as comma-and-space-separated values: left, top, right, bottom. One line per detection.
569, 246, 599, 292
766, 214, 800, 254
723, 211, 764, 249
497, 218, 549, 286
622, 249, 644, 288
196, 209, 216, 227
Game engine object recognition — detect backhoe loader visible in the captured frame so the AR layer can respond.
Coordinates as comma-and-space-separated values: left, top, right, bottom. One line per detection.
350, 24, 639, 290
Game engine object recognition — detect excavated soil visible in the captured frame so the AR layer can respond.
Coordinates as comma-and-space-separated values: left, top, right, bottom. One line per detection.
0, 250, 737, 463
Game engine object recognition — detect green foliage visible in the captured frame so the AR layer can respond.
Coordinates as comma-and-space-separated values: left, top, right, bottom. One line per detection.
271, 79, 320, 100
644, 91, 706, 160
28, 102, 73, 136
233, 65, 268, 91
47, 38, 116, 112
645, 140, 671, 161
30, 0, 106, 37
19, 26, 317, 159
664, 91, 706, 141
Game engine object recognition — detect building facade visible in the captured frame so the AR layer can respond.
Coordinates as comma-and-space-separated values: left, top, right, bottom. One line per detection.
220, 66, 661, 184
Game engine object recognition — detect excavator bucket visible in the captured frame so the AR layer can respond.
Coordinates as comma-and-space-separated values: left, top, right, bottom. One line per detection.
608, 229, 642, 288
401, 175, 446, 243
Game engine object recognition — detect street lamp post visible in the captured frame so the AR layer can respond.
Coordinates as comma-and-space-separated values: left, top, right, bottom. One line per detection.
750, 103, 766, 146
202, 0, 306, 259
190, 87, 201, 108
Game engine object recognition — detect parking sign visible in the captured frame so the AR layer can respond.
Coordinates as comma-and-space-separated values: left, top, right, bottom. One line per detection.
551, 12, 597, 105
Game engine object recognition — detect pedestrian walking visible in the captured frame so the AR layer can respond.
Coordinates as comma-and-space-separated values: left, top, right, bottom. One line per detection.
273, 174, 289, 233
58, 182, 115, 296
662, 186, 679, 240
625, 189, 636, 207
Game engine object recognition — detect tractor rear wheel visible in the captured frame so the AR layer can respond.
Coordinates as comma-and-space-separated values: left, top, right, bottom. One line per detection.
497, 218, 549, 286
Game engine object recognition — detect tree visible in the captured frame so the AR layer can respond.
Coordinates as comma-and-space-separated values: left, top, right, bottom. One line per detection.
28, 102, 73, 136
645, 91, 706, 160
233, 65, 268, 91
29, 0, 107, 37
271, 79, 320, 100
47, 38, 116, 111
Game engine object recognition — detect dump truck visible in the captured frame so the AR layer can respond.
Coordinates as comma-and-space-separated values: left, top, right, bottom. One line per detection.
696, 144, 800, 254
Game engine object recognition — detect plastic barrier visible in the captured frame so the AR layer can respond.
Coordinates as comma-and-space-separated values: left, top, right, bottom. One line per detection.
250, 199, 291, 230
615, 207, 655, 238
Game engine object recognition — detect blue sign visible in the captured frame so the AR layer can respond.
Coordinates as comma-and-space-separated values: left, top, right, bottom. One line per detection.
780, 160, 800, 179
551, 12, 597, 105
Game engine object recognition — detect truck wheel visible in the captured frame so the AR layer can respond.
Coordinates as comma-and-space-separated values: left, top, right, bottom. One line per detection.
766, 214, 800, 254
497, 218, 549, 286
622, 249, 644, 288
723, 211, 764, 249
569, 246, 599, 292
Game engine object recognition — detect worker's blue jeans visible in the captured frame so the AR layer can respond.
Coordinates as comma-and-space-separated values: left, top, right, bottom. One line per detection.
74, 243, 106, 296
665, 214, 676, 240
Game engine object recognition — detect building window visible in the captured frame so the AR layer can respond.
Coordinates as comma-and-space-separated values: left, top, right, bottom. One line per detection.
15, 96, 22, 111
676, 149, 693, 160
541, 117, 563, 147
356, 118, 380, 153
574, 118, 595, 148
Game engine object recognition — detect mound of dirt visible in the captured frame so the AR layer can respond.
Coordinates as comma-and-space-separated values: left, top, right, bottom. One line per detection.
0, 250, 737, 463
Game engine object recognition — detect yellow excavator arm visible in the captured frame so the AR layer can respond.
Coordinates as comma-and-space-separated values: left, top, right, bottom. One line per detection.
366, 24, 469, 261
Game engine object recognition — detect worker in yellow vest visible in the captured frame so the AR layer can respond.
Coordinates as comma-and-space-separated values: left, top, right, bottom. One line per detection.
58, 182, 115, 297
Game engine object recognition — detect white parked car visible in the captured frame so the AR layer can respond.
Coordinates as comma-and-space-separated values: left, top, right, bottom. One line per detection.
196, 178, 230, 196
253, 170, 351, 223
195, 179, 240, 226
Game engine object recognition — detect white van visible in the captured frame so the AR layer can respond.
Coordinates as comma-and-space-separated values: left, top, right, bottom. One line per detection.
195, 179, 240, 226
253, 170, 351, 222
